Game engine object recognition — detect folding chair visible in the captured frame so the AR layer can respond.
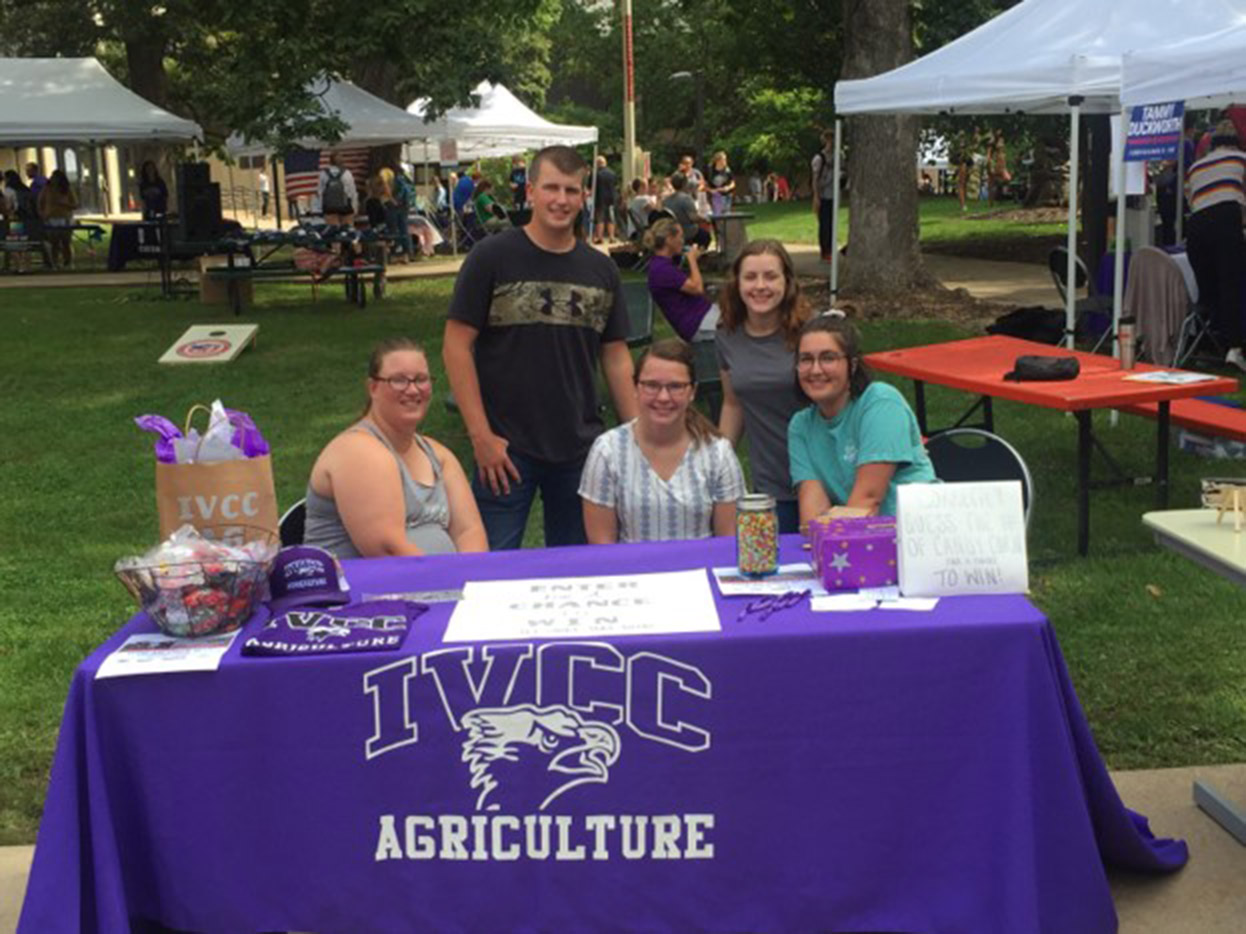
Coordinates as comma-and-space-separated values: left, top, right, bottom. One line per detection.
1048, 247, 1112, 353
925, 428, 1033, 529
690, 337, 723, 423
1173, 301, 1223, 369
279, 498, 307, 547
620, 281, 654, 349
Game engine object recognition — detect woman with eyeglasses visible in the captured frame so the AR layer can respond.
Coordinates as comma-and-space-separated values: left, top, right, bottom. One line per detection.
788, 316, 934, 522
715, 239, 810, 533
303, 337, 487, 558
579, 339, 744, 543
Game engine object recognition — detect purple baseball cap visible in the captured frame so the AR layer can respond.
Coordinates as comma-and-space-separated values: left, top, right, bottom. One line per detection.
267, 545, 351, 615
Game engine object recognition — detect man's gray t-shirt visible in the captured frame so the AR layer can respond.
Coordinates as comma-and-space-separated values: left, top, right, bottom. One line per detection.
664, 191, 700, 239
715, 326, 805, 502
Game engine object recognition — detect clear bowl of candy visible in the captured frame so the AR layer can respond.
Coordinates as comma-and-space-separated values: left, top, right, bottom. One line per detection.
115, 525, 279, 638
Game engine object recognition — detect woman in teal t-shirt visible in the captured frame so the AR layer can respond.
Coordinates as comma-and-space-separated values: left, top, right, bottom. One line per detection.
788, 316, 935, 521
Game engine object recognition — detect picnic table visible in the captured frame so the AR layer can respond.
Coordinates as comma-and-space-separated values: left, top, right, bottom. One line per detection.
864, 334, 1238, 555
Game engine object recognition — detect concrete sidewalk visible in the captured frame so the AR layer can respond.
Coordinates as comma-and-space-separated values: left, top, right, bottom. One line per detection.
786, 243, 1055, 308
3, 762, 1243, 932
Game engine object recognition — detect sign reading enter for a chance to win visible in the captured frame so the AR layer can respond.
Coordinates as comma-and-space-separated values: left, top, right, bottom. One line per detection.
1125, 100, 1185, 162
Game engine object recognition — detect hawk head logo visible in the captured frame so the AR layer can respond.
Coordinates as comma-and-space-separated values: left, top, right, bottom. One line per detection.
460, 705, 621, 812
306, 620, 354, 642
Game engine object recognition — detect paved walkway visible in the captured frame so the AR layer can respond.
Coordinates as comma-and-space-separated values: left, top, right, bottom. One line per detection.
0, 239, 1057, 309
2, 762, 1243, 932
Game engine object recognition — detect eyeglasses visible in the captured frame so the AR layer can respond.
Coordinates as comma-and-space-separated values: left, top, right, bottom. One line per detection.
796, 351, 847, 370
636, 379, 693, 397
374, 374, 432, 392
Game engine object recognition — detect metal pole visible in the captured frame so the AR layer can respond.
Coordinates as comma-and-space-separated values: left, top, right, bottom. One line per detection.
1065, 98, 1083, 349
589, 143, 599, 241
1112, 111, 1128, 357
621, 0, 637, 193
829, 119, 843, 311
1175, 116, 1187, 243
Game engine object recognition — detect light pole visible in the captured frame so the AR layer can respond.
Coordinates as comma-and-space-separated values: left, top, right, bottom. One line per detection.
669, 70, 704, 162
621, 0, 637, 193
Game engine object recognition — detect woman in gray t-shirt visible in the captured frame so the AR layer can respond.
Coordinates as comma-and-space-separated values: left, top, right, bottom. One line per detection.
715, 240, 810, 533
304, 337, 488, 559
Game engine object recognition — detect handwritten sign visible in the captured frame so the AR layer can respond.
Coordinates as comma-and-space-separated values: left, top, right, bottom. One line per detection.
896, 481, 1028, 597
443, 569, 720, 642
1125, 100, 1185, 162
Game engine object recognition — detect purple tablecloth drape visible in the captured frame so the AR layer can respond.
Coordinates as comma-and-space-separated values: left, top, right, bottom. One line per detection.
20, 536, 1186, 934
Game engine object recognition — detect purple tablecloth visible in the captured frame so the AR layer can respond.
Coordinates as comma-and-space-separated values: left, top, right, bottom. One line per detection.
20, 537, 1186, 933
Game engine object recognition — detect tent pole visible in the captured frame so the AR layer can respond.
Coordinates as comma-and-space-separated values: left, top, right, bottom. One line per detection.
272, 154, 283, 230
227, 161, 239, 227
829, 118, 843, 312
1065, 98, 1083, 350
1112, 111, 1128, 358
589, 143, 599, 242
1175, 113, 1186, 243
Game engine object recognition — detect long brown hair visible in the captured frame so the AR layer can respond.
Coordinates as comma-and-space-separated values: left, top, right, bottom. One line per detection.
360, 336, 426, 417
635, 339, 720, 447
718, 239, 810, 348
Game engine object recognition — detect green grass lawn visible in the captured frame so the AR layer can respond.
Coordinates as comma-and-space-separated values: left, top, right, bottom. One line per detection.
1, 266, 1244, 846
745, 195, 1068, 255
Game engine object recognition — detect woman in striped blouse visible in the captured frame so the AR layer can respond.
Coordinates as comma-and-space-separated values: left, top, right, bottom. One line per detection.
579, 339, 745, 543
1186, 119, 1246, 371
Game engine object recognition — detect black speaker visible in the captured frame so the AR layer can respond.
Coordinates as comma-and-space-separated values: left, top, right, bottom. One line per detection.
176, 162, 210, 189
179, 182, 222, 241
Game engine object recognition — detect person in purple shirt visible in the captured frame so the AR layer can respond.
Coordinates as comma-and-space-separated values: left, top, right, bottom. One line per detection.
24, 162, 47, 200
644, 217, 719, 341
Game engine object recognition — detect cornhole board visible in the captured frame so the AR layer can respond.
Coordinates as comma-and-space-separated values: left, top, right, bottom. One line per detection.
159, 324, 258, 365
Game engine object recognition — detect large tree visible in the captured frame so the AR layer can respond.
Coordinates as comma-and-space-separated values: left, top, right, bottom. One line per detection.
839, 0, 928, 291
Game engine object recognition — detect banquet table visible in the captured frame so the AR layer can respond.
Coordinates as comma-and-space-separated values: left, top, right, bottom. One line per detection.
865, 335, 1238, 556
19, 536, 1187, 934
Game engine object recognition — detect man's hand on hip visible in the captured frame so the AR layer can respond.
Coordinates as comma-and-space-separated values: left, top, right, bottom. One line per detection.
472, 430, 521, 496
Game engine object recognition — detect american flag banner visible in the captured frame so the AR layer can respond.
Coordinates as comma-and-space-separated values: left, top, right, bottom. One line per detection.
283, 147, 373, 201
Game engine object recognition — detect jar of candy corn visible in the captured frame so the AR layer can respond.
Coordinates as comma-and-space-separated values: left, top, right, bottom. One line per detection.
736, 493, 779, 577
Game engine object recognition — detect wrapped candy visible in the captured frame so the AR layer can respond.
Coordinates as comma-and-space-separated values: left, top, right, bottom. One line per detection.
115, 525, 278, 638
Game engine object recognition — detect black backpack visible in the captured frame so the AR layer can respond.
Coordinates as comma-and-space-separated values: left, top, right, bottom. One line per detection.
322, 167, 350, 214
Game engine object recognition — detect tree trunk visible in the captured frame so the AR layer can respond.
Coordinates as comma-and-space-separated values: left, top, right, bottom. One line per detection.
840, 0, 930, 292
123, 35, 181, 212
353, 59, 402, 172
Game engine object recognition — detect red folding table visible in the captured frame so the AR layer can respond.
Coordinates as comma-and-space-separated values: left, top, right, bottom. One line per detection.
864, 335, 1238, 555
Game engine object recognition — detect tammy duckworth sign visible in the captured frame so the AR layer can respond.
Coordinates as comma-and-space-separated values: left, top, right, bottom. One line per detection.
361, 639, 717, 865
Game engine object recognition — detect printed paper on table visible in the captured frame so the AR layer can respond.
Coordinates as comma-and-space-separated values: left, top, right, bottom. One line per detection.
443, 569, 720, 642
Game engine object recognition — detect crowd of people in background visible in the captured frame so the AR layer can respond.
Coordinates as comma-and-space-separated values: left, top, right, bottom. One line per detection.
0, 161, 79, 272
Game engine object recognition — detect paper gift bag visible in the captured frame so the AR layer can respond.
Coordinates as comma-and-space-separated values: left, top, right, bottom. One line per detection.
155, 454, 278, 542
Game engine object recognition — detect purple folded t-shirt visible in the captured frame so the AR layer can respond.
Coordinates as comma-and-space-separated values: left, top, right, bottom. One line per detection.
241, 600, 427, 657
647, 254, 712, 341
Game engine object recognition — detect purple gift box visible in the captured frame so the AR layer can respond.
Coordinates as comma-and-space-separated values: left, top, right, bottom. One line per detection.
809, 516, 898, 591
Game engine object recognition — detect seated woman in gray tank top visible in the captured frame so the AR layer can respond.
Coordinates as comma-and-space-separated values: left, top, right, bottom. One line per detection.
304, 337, 487, 559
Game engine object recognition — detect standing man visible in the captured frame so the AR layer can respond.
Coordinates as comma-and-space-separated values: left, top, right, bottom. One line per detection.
24, 162, 48, 201
811, 130, 837, 262
592, 155, 618, 243
258, 168, 270, 217
443, 145, 637, 550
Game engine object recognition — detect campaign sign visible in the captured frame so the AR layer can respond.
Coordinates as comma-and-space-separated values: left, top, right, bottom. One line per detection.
1125, 100, 1185, 162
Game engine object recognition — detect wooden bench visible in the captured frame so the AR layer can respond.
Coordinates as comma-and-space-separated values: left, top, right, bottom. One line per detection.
1118, 397, 1246, 442
204, 262, 385, 314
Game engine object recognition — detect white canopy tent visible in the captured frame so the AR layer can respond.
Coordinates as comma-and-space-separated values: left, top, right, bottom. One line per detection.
226, 77, 429, 156
0, 57, 201, 143
832, 0, 1246, 348
405, 81, 598, 161
1122, 23, 1246, 109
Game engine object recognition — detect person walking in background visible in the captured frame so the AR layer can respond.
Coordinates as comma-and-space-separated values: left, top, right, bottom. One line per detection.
987, 129, 1011, 205
442, 145, 637, 550
592, 155, 618, 243
706, 151, 735, 216
138, 161, 168, 220
24, 162, 47, 201
258, 168, 270, 217
1185, 119, 1246, 372
510, 155, 527, 211
38, 169, 77, 269
811, 130, 838, 262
